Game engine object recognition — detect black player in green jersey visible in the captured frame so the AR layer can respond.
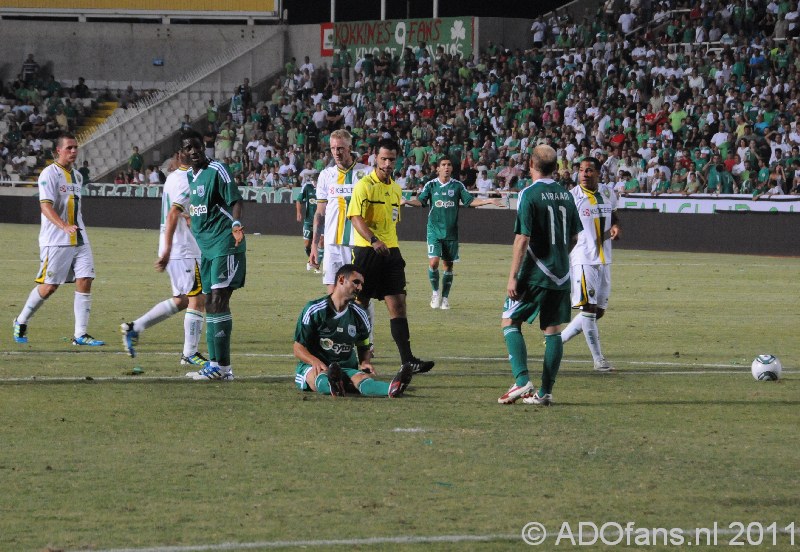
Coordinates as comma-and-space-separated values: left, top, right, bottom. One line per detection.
294, 264, 413, 397
181, 130, 246, 381
498, 145, 582, 406
404, 158, 503, 310
296, 178, 317, 270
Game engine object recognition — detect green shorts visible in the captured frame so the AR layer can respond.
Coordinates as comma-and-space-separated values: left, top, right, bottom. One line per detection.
427, 238, 459, 262
294, 362, 362, 391
501, 287, 571, 330
200, 252, 246, 294
303, 221, 313, 240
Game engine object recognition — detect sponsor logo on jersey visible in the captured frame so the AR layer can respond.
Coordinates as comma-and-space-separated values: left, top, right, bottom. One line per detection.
189, 204, 208, 216
319, 338, 352, 355
434, 200, 456, 208
59, 184, 81, 193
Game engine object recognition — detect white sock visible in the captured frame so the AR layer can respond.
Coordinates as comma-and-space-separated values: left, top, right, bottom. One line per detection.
74, 292, 92, 338
18, 287, 46, 324
134, 299, 179, 333
184, 308, 204, 356
367, 301, 376, 347
581, 312, 604, 361
560, 314, 583, 343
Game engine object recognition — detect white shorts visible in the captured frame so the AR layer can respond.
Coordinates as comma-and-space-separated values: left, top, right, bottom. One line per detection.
36, 245, 95, 285
165, 257, 203, 297
570, 264, 611, 310
322, 244, 353, 285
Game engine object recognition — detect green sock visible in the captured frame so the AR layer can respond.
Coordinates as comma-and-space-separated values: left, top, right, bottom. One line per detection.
428, 268, 440, 292
441, 271, 454, 298
541, 333, 563, 394
358, 378, 390, 397
205, 316, 217, 362
503, 325, 529, 386
208, 312, 232, 367
315, 373, 332, 395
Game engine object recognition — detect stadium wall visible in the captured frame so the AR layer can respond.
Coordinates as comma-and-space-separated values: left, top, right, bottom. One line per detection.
0, 17, 534, 86
2, 196, 798, 256
0, 20, 276, 84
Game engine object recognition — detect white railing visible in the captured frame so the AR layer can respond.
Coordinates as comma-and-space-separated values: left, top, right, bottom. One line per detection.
77, 28, 285, 179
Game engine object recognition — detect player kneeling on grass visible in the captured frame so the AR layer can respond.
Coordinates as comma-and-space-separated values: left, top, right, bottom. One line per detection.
293, 264, 412, 398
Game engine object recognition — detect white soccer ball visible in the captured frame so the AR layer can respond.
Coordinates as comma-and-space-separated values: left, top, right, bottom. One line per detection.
751, 355, 782, 381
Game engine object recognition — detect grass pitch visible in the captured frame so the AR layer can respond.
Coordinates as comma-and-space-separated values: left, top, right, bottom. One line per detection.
0, 223, 797, 551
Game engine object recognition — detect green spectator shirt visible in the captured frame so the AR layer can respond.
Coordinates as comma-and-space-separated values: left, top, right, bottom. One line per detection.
514, 179, 581, 291
417, 178, 475, 241
188, 160, 246, 258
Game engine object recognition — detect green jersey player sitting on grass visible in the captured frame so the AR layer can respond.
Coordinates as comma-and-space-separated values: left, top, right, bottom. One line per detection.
294, 264, 413, 398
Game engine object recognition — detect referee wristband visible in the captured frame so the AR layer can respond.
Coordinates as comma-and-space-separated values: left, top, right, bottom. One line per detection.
232, 220, 242, 229
369, 235, 379, 244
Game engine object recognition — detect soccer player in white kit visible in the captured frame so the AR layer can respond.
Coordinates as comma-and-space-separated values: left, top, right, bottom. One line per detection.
560, 157, 621, 371
13, 133, 105, 346
308, 129, 376, 347
120, 142, 206, 364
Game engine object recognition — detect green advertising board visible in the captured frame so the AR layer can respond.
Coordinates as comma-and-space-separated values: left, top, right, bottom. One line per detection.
333, 17, 474, 62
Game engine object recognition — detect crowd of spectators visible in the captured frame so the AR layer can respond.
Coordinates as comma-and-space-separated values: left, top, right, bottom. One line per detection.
197, 0, 800, 200
0, 54, 96, 182
5, 0, 800, 199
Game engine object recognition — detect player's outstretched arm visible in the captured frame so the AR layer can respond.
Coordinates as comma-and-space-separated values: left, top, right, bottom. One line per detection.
156, 204, 183, 271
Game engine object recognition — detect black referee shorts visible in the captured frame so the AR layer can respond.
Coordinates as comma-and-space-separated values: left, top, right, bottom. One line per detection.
352, 246, 407, 301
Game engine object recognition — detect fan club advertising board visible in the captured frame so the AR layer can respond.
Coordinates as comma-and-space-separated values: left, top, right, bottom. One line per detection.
321, 17, 473, 60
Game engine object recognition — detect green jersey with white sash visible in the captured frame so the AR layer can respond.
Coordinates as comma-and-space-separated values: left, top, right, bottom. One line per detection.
294, 296, 371, 369
514, 179, 581, 290
416, 177, 474, 240
187, 160, 246, 258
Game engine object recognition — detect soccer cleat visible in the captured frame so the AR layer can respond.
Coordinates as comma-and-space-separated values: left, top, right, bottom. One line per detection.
440, 297, 450, 310
313, 267, 322, 274
306, 262, 314, 271
72, 334, 105, 346
389, 362, 414, 398
120, 322, 138, 357
430, 291, 441, 309
181, 352, 209, 366
593, 358, 614, 372
406, 357, 435, 374
522, 391, 553, 406
185, 363, 234, 381
497, 381, 534, 404
13, 319, 28, 344
326, 362, 346, 397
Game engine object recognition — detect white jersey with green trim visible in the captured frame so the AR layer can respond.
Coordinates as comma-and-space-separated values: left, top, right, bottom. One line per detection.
38, 161, 88, 248
316, 160, 370, 247
569, 183, 617, 266
159, 167, 201, 260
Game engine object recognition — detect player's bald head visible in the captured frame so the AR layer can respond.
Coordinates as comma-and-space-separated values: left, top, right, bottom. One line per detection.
530, 144, 557, 176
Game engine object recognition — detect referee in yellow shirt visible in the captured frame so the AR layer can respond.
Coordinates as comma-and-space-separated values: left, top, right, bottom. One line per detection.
347, 138, 434, 374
